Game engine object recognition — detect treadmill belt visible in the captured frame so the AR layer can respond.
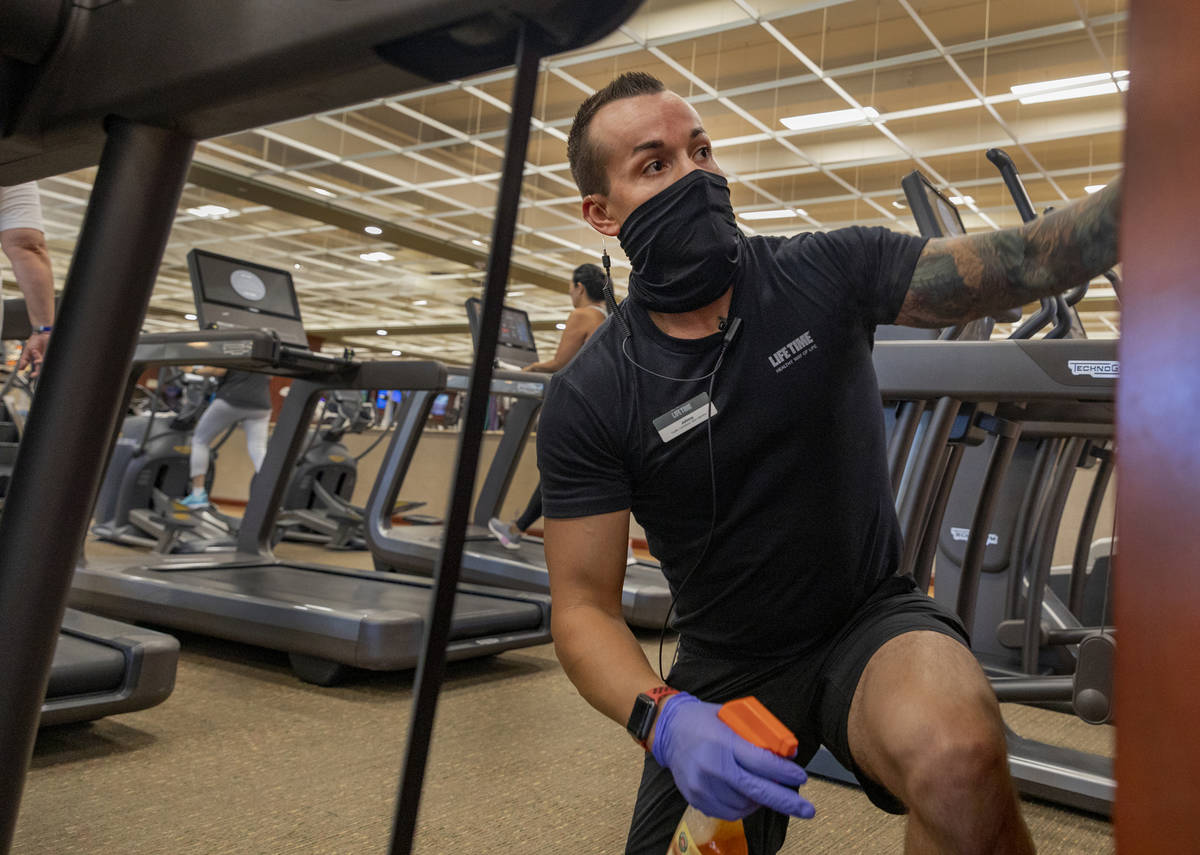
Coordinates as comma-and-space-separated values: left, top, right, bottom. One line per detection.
46, 634, 125, 698
152, 565, 544, 636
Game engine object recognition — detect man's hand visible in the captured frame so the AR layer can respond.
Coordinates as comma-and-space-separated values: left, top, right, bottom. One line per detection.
18, 331, 49, 376
651, 693, 815, 821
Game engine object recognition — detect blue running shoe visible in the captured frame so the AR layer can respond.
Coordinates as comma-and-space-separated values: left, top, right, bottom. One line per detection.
179, 489, 210, 509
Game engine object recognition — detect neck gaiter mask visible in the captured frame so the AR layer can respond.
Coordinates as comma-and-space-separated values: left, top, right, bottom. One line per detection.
618, 170, 743, 314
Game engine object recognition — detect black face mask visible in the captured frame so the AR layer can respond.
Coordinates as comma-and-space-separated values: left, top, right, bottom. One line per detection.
618, 169, 743, 314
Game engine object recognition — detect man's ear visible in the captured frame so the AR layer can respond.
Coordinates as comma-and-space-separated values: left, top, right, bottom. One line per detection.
582, 194, 620, 237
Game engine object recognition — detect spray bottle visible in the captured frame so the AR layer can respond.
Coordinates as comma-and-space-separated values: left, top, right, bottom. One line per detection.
666, 696, 798, 855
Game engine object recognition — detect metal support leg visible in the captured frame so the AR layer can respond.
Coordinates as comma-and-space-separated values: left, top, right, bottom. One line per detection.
956, 420, 1022, 634
0, 118, 194, 853
387, 24, 543, 855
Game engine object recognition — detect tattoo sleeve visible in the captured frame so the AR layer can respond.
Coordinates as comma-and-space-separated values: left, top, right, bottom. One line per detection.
895, 177, 1122, 328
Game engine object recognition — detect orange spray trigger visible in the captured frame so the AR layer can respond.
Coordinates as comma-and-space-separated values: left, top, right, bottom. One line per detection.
717, 697, 798, 758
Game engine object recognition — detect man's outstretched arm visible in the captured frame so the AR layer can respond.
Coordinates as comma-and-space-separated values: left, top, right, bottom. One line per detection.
895, 177, 1121, 328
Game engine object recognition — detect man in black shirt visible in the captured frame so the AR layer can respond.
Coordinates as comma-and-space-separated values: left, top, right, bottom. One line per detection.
539, 72, 1121, 854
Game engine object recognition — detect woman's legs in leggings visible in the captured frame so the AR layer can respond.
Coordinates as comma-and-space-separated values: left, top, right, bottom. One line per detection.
241, 410, 271, 472
189, 399, 241, 489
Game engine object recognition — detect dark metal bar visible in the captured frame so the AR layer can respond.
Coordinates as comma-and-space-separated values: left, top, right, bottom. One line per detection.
913, 444, 963, 593
956, 420, 1022, 634
1069, 446, 1114, 616
237, 377, 326, 555
1004, 440, 1055, 620
897, 396, 960, 578
887, 400, 926, 498
386, 25, 543, 855
991, 675, 1075, 704
471, 396, 541, 527
1021, 437, 1087, 673
0, 118, 194, 853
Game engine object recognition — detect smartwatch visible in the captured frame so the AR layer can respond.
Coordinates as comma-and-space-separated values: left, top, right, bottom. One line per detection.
626, 686, 679, 750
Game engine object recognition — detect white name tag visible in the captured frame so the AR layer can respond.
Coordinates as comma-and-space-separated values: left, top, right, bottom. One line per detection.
653, 392, 717, 443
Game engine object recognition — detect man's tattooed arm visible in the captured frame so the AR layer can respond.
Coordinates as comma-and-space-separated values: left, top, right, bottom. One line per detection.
895, 177, 1121, 328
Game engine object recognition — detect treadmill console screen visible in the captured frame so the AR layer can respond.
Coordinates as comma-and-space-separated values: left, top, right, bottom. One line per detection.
187, 249, 309, 347
465, 297, 539, 367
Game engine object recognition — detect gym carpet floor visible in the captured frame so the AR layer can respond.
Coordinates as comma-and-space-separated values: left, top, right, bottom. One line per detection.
13, 541, 1114, 854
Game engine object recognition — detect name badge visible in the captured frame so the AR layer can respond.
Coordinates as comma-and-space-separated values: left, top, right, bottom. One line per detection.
653, 392, 717, 443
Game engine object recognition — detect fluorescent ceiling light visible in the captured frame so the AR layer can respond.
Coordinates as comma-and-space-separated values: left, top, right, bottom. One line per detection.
471, 239, 486, 247
1011, 71, 1129, 104
413, 299, 428, 306
555, 323, 567, 330
508, 291, 525, 297
360, 251, 393, 262
780, 106, 880, 132
1084, 184, 1107, 194
892, 201, 906, 210
186, 204, 231, 218
293, 263, 304, 270
391, 350, 403, 356
948, 195, 975, 206
309, 186, 336, 198
739, 208, 806, 221
184, 313, 197, 321
364, 225, 383, 235
375, 329, 388, 336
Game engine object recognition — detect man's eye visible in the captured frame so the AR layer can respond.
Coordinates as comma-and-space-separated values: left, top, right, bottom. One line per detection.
644, 160, 665, 174
696, 146, 711, 159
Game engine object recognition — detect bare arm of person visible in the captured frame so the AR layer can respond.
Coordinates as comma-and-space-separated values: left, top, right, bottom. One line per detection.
525, 308, 598, 374
1, 227, 55, 371
895, 177, 1121, 328
545, 509, 666, 729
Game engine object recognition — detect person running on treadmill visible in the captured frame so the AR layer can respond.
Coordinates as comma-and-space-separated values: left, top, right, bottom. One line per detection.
180, 368, 272, 509
487, 263, 608, 549
0, 183, 56, 376
538, 72, 1121, 855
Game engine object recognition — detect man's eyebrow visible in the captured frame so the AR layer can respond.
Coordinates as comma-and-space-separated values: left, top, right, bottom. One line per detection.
630, 128, 708, 155
631, 139, 664, 155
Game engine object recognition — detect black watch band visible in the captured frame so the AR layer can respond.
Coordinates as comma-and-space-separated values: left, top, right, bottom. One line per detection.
626, 686, 678, 750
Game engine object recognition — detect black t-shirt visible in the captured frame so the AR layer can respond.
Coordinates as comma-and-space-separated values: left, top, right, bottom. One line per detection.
537, 227, 927, 657
216, 370, 271, 410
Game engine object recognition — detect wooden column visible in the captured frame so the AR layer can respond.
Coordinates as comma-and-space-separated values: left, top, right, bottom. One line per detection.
1114, 0, 1200, 848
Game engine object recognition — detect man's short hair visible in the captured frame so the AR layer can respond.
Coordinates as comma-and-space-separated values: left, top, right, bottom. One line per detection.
567, 72, 666, 197
572, 263, 607, 303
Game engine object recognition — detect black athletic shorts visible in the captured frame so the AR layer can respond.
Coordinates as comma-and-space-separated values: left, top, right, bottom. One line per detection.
624, 574, 968, 855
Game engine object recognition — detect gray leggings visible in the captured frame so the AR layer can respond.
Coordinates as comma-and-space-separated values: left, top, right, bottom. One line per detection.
189, 398, 271, 478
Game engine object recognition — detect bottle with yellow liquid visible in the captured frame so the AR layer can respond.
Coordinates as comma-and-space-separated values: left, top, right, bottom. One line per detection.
666, 696, 798, 855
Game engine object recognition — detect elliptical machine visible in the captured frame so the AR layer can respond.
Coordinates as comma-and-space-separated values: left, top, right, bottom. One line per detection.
92, 368, 239, 553
276, 390, 425, 549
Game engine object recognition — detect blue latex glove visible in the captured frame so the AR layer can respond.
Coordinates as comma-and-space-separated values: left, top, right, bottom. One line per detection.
651, 692, 815, 822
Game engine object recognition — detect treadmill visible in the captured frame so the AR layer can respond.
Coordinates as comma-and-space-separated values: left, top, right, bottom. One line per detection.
0, 300, 182, 727
41, 609, 178, 726
70, 254, 552, 686
806, 172, 1115, 816
371, 300, 673, 628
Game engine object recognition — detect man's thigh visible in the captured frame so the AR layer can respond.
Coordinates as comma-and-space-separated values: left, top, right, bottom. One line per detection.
847, 630, 1004, 803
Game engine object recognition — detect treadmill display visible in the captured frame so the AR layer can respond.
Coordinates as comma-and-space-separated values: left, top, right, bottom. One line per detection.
465, 297, 538, 367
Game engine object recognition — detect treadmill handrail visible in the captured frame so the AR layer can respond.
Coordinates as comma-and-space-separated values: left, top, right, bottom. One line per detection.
873, 339, 1117, 403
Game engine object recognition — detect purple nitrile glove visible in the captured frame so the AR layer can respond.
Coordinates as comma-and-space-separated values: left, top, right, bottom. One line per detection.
651, 692, 815, 822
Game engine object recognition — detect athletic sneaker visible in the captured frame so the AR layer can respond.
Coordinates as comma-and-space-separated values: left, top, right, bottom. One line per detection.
179, 489, 210, 509
487, 517, 522, 550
